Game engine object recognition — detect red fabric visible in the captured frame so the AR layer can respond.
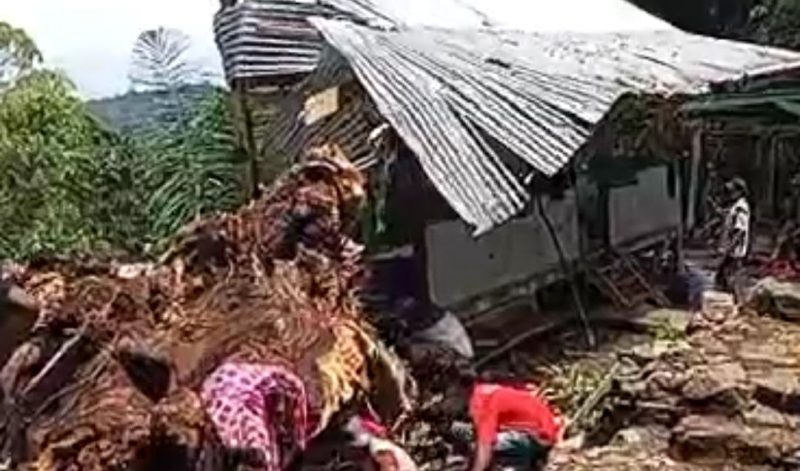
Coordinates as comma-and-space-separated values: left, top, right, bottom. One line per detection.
358, 412, 388, 438
469, 384, 564, 447
757, 257, 800, 281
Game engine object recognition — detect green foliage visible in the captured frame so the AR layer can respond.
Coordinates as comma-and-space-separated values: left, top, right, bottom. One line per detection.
0, 76, 245, 260
129, 27, 205, 125
0, 22, 42, 86
649, 318, 686, 343
88, 85, 212, 135
0, 70, 148, 258
142, 87, 246, 244
0, 23, 247, 261
130, 27, 199, 91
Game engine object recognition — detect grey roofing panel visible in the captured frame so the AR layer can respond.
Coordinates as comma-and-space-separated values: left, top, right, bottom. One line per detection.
214, 2, 326, 80
309, 19, 800, 233
309, 22, 528, 233
214, 0, 398, 82
214, 1, 800, 233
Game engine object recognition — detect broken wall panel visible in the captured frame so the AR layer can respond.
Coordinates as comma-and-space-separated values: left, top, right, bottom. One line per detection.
609, 165, 682, 248
425, 191, 579, 308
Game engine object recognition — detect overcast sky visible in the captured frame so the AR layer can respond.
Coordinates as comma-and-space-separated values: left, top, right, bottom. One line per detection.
1, 0, 222, 98
0, 0, 667, 99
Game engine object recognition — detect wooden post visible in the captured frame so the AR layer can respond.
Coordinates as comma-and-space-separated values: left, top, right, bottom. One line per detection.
235, 81, 260, 200
536, 194, 595, 349
686, 125, 703, 231
572, 158, 591, 319
675, 159, 685, 272
767, 135, 778, 219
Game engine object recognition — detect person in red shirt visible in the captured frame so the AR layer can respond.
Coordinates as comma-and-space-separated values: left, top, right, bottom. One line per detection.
460, 371, 566, 471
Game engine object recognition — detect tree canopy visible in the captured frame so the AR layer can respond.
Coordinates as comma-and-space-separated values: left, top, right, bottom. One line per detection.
0, 21, 42, 87
627, 0, 800, 50
0, 24, 248, 261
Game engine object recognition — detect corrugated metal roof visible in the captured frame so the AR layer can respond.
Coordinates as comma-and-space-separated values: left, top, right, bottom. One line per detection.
214, 0, 669, 83
214, 1, 800, 233
213, 0, 397, 82
358, 0, 669, 31
309, 19, 800, 233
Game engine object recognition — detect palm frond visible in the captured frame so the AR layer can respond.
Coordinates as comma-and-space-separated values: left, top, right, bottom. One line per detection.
129, 27, 199, 92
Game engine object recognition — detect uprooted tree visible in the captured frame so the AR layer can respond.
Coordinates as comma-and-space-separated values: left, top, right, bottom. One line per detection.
0, 145, 411, 470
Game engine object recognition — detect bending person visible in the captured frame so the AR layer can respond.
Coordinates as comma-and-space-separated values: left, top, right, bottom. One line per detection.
459, 370, 566, 471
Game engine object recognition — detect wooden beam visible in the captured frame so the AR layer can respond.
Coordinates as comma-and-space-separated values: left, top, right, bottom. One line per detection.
675, 160, 685, 272
21, 325, 87, 405
235, 82, 260, 199
686, 126, 703, 230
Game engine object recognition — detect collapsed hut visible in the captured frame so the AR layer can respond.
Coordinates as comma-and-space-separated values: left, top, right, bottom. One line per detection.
213, 0, 800, 328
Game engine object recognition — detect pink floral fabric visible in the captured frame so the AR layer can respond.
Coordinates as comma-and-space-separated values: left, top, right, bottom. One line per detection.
201, 363, 309, 471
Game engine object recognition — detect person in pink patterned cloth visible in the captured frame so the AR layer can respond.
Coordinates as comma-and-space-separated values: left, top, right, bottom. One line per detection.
201, 363, 316, 470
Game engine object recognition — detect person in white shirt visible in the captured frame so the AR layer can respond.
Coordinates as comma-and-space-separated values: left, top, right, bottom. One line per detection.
716, 178, 750, 300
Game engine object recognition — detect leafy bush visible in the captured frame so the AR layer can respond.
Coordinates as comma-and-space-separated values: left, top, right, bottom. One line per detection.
0, 24, 248, 261
0, 70, 127, 258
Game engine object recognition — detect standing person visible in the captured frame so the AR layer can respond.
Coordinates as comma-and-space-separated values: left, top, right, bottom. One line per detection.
716, 178, 751, 300
457, 370, 567, 471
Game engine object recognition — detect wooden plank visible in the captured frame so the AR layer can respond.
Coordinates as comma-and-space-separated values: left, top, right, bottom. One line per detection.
304, 86, 340, 125
21, 325, 87, 405
235, 83, 260, 199
686, 126, 703, 230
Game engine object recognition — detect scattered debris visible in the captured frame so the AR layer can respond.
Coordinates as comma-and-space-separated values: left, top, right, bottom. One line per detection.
552, 293, 800, 469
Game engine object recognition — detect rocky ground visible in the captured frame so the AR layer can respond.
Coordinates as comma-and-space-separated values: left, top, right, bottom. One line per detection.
548, 290, 800, 470
398, 289, 800, 471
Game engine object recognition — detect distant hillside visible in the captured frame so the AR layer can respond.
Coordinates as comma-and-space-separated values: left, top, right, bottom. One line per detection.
87, 84, 215, 135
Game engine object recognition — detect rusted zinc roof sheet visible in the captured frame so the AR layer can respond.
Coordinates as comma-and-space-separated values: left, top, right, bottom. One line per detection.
308, 18, 800, 234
